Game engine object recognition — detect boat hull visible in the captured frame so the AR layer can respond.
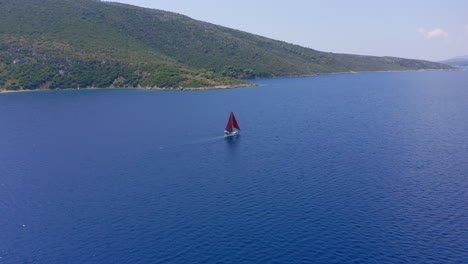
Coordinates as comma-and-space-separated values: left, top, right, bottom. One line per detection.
224, 130, 239, 137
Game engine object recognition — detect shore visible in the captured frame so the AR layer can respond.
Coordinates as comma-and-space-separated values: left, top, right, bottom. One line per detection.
0, 68, 461, 94
0, 83, 256, 94
152, 83, 255, 91
262, 68, 462, 80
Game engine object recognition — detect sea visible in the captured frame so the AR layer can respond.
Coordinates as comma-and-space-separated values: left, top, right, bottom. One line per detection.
1, 71, 467, 263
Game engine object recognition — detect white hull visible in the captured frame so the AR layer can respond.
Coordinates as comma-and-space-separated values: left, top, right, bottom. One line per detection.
224, 130, 240, 137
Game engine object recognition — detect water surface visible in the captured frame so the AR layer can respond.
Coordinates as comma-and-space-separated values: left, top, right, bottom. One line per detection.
1, 71, 467, 263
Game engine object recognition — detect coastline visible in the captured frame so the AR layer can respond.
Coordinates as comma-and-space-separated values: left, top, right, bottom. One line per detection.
155, 83, 255, 91
0, 83, 256, 94
261, 68, 462, 80
0, 68, 461, 94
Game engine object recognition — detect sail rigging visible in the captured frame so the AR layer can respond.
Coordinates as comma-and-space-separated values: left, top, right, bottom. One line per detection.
225, 112, 240, 135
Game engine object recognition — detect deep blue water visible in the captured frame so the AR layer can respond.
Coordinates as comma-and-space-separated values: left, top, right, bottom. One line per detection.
1, 71, 467, 263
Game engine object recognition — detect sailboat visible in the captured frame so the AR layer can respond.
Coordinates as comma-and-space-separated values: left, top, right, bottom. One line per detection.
224, 112, 241, 136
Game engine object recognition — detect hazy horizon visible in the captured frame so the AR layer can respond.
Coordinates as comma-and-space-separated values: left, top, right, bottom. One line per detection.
110, 0, 468, 62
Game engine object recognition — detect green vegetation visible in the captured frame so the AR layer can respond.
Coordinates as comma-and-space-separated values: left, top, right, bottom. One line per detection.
3, 60, 243, 90
0, 0, 454, 91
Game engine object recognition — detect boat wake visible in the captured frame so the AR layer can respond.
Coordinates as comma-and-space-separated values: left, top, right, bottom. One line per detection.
185, 135, 226, 145
158, 113, 240, 150
158, 135, 226, 150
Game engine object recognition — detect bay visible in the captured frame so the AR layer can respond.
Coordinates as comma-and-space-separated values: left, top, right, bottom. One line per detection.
1, 71, 467, 263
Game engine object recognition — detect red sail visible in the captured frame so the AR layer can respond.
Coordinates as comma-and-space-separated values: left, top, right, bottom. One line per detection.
231, 113, 241, 130
225, 113, 233, 131
225, 112, 240, 132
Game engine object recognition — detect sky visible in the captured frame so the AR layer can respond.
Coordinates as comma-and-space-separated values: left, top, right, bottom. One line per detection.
110, 0, 468, 61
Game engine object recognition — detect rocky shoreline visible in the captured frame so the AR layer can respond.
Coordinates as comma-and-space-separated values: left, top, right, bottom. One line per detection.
0, 83, 256, 94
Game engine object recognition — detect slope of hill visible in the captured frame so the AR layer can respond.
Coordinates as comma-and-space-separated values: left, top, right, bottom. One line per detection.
439, 56, 468, 68
0, 0, 454, 91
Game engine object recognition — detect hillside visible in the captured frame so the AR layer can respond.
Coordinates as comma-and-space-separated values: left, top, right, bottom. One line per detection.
0, 0, 454, 91
439, 56, 468, 68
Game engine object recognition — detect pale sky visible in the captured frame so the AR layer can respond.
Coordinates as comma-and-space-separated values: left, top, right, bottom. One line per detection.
110, 0, 468, 61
